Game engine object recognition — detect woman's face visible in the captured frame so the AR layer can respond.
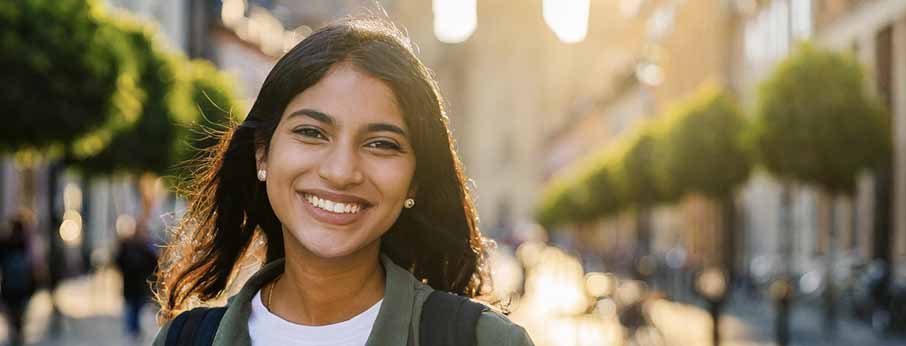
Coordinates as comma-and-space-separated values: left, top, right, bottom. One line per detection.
257, 63, 416, 259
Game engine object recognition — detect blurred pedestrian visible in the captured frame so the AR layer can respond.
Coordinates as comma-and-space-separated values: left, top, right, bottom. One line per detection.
0, 211, 37, 346
151, 17, 533, 346
114, 222, 158, 341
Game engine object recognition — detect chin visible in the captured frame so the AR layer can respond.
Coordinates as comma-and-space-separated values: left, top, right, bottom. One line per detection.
306, 244, 360, 259
290, 229, 380, 260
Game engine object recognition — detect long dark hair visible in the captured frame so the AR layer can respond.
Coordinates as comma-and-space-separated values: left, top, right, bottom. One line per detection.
155, 18, 488, 321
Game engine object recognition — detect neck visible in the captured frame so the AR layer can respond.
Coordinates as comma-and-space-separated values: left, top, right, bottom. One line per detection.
269, 233, 385, 326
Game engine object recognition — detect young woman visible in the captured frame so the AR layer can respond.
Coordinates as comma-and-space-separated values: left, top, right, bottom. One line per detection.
152, 18, 533, 346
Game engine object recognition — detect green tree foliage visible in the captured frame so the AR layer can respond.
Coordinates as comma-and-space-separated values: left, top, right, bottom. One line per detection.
170, 59, 244, 182
751, 43, 889, 193
618, 130, 671, 207
657, 87, 752, 199
0, 0, 138, 152
536, 150, 626, 228
535, 87, 753, 229
73, 24, 188, 176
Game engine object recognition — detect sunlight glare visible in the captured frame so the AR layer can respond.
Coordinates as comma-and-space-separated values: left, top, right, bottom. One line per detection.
543, 0, 590, 44
433, 0, 477, 43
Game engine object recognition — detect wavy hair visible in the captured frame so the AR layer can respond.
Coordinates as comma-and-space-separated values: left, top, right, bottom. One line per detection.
154, 18, 488, 321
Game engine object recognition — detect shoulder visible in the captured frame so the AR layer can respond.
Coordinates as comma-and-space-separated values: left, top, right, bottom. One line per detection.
151, 320, 172, 346
151, 306, 233, 346
475, 309, 534, 346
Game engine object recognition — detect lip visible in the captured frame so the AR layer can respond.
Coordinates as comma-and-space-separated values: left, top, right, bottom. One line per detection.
298, 189, 372, 226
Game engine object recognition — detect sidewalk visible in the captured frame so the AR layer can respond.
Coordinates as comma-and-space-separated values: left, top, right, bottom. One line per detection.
725, 294, 906, 346
1, 269, 158, 346
7, 268, 904, 346
648, 293, 906, 346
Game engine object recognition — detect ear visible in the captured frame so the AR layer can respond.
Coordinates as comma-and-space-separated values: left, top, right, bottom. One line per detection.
408, 183, 418, 198
255, 144, 267, 172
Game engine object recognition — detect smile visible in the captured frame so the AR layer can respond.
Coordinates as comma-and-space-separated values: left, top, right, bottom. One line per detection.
304, 193, 365, 214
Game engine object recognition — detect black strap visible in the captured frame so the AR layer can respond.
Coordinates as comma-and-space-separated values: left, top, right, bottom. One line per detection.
165, 307, 228, 346
419, 290, 488, 346
165, 291, 485, 346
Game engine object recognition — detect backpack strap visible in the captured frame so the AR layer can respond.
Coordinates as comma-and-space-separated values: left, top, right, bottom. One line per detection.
419, 290, 489, 346
164, 306, 228, 346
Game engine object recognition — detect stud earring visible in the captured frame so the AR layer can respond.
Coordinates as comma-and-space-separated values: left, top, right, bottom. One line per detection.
404, 198, 415, 209
257, 169, 267, 182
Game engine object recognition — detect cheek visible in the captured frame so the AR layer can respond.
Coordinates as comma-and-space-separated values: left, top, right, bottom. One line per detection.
264, 140, 313, 206
267, 138, 315, 177
370, 159, 415, 199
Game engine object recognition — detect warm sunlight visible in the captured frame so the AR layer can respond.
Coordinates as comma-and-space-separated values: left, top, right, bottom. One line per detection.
543, 0, 590, 43
433, 0, 477, 43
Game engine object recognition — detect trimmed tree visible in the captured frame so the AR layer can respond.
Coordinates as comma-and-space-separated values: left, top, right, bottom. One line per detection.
169, 59, 244, 188
536, 146, 626, 229
616, 129, 675, 275
73, 25, 187, 176
751, 43, 889, 333
0, 0, 143, 325
656, 86, 752, 281
0, 0, 139, 152
69, 23, 190, 226
656, 86, 752, 345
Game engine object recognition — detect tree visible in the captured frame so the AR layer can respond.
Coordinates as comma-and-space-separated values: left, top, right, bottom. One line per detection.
752, 43, 888, 192
536, 145, 626, 228
616, 128, 677, 266
66, 21, 191, 229
619, 130, 669, 208
751, 43, 889, 334
0, 1, 143, 331
72, 24, 188, 176
0, 0, 139, 152
169, 59, 244, 186
656, 87, 752, 345
656, 86, 752, 281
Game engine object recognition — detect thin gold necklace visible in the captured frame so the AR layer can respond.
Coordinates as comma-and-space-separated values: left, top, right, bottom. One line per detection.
266, 274, 282, 311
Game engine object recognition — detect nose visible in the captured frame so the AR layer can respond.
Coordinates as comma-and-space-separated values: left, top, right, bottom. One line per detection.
317, 143, 364, 189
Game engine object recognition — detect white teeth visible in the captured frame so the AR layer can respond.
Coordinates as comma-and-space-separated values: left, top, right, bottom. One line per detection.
305, 194, 363, 214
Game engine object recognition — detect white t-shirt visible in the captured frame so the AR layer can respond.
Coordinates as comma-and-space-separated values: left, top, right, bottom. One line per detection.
248, 290, 382, 346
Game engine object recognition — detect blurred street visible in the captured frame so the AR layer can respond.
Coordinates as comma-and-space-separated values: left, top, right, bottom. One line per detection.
496, 244, 906, 346
0, 269, 157, 346
3, 250, 905, 346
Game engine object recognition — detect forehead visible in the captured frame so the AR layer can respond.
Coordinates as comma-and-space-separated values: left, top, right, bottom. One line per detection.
282, 63, 405, 128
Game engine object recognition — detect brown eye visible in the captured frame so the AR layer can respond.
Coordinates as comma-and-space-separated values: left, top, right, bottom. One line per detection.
366, 140, 402, 151
293, 127, 327, 140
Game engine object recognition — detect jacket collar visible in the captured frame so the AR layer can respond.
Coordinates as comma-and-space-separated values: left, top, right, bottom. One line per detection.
211, 254, 417, 345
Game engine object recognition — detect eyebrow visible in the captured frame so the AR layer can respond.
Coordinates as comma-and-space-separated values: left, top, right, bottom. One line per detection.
287, 108, 408, 137
288, 109, 333, 125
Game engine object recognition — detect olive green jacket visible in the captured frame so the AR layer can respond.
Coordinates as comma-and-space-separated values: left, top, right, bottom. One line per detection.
152, 255, 534, 346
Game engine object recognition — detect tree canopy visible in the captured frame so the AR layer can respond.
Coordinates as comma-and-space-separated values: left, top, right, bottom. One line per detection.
0, 0, 138, 152
656, 87, 751, 199
751, 43, 889, 194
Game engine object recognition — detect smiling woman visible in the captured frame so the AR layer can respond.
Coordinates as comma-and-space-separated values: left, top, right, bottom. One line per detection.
152, 17, 533, 346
